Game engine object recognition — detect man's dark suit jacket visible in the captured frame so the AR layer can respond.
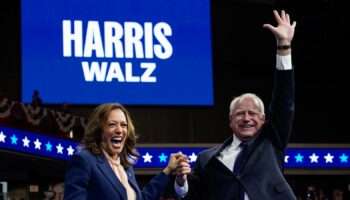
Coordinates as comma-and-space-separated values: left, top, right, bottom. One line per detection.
184, 70, 296, 200
64, 149, 170, 200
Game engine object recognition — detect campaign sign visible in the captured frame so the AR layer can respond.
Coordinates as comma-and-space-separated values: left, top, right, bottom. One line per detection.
21, 0, 213, 105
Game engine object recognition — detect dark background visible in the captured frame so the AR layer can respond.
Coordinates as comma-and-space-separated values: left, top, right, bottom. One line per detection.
0, 0, 348, 144
0, 1, 349, 198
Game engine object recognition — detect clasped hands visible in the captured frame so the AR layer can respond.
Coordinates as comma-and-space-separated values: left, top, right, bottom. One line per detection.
163, 152, 191, 186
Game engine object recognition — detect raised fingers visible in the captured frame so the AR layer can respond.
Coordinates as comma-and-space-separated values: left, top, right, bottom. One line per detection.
286, 13, 290, 24
281, 10, 286, 21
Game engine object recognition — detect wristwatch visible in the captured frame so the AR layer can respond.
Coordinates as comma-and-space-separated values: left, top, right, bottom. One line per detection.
277, 45, 291, 50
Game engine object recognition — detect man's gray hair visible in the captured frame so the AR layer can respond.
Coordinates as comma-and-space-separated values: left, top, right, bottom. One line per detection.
229, 93, 265, 116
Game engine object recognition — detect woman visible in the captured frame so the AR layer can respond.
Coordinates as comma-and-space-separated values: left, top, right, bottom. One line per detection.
64, 103, 186, 200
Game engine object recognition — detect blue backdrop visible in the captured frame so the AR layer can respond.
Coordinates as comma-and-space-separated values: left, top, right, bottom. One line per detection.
21, 0, 213, 105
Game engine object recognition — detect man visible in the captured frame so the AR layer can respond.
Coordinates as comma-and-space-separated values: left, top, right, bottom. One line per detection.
175, 10, 297, 200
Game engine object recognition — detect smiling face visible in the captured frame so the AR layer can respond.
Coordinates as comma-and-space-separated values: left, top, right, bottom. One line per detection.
100, 109, 128, 159
229, 96, 265, 141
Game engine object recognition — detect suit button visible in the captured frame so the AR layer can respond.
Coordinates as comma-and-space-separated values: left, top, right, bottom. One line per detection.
236, 176, 240, 181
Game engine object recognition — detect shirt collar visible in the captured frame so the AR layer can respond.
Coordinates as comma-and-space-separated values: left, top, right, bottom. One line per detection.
102, 149, 121, 166
232, 134, 243, 150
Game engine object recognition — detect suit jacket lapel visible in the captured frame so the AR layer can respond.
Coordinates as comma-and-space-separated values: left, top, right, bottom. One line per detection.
215, 136, 234, 156
96, 155, 127, 199
240, 128, 267, 170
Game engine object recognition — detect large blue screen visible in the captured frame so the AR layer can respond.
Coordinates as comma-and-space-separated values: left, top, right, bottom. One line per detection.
21, 0, 213, 105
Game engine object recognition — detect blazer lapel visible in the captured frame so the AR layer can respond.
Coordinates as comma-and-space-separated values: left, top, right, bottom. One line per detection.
215, 136, 234, 156
125, 167, 142, 200
96, 155, 127, 199
240, 128, 267, 170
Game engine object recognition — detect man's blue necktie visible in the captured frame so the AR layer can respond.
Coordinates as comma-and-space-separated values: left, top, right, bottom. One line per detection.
233, 142, 248, 200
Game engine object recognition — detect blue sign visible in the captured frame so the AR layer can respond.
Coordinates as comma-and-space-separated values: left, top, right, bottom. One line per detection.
285, 148, 350, 169
0, 126, 79, 160
21, 0, 213, 105
1, 126, 349, 169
